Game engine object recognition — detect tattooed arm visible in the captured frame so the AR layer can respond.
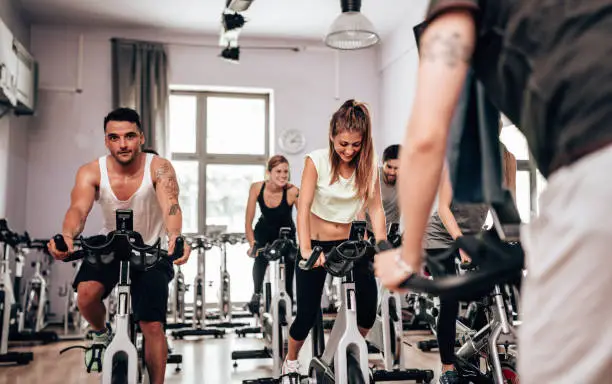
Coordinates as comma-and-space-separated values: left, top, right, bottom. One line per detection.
152, 157, 190, 263
374, 10, 476, 288
153, 157, 182, 235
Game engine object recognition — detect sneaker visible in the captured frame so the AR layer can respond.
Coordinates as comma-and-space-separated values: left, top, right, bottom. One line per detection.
281, 359, 301, 383
85, 324, 112, 373
247, 293, 261, 315
439, 369, 460, 384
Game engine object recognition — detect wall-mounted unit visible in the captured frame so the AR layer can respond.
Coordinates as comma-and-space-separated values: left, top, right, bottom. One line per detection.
0, 18, 17, 108
12, 39, 37, 115
0, 17, 38, 116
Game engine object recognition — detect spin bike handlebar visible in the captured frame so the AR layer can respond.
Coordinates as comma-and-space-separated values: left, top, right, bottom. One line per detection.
189, 236, 213, 251
219, 233, 247, 245
22, 235, 58, 252
261, 237, 298, 262
376, 230, 524, 301
0, 219, 32, 249
54, 233, 184, 271
387, 223, 402, 248
299, 239, 373, 277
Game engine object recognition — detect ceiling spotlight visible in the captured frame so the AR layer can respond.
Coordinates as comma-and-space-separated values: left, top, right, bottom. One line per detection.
226, 0, 255, 12
222, 12, 246, 31
325, 0, 380, 50
220, 45, 240, 63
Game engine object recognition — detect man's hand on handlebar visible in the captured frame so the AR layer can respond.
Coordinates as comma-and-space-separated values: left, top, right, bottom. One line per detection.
47, 234, 74, 261
169, 234, 191, 265
374, 244, 418, 293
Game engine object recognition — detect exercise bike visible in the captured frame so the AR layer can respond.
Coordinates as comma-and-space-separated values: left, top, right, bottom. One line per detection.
58, 254, 89, 340
366, 225, 434, 383
21, 237, 54, 334
0, 219, 34, 365
3, 231, 59, 345
232, 227, 296, 381
172, 235, 225, 339
298, 220, 373, 384
57, 209, 184, 384
166, 264, 190, 330
207, 232, 252, 328
379, 195, 523, 384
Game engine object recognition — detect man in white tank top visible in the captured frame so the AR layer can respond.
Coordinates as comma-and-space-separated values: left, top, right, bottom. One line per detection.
47, 108, 191, 384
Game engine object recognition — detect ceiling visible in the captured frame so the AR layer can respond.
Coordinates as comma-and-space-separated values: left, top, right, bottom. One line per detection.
18, 0, 426, 41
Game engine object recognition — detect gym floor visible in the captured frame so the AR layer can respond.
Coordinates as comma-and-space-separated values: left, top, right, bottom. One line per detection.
0, 329, 441, 383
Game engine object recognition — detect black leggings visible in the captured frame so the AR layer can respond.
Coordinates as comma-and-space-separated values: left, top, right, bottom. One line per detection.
426, 248, 460, 365
289, 239, 378, 341
252, 254, 295, 301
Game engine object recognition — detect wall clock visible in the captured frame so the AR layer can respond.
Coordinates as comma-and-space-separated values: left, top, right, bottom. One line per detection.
278, 129, 306, 154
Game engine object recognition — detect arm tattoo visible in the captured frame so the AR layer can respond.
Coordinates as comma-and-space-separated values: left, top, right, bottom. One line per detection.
169, 203, 181, 216
155, 160, 180, 201
421, 31, 471, 68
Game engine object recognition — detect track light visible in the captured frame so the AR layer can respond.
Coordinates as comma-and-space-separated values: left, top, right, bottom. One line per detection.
325, 0, 380, 50
222, 12, 246, 31
220, 45, 240, 63
226, 0, 255, 12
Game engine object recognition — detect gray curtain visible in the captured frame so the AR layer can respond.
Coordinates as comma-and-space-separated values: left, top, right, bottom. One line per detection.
111, 38, 169, 156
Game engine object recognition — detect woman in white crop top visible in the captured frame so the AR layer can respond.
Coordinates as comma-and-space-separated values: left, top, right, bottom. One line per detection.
281, 99, 388, 377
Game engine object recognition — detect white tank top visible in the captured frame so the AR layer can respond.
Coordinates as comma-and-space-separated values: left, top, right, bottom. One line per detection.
96, 154, 167, 248
306, 148, 376, 224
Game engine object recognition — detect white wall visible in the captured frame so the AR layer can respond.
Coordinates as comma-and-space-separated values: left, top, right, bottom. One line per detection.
169, 36, 381, 185
377, 1, 428, 150
0, 0, 30, 232
0, 0, 28, 43
27, 24, 380, 320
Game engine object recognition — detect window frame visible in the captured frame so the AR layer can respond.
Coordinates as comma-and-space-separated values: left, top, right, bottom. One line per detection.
501, 123, 545, 221
169, 90, 271, 235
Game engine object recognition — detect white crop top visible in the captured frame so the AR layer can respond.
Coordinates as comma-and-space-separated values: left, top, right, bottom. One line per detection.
306, 148, 375, 224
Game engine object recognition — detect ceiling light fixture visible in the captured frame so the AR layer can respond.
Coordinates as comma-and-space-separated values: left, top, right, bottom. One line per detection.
325, 0, 380, 50
222, 12, 246, 31
220, 45, 240, 63
226, 0, 255, 12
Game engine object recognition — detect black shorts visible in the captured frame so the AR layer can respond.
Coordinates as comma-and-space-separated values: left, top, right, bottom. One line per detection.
73, 258, 175, 323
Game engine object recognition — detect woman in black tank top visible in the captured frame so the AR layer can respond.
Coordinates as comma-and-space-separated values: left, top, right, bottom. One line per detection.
245, 155, 299, 313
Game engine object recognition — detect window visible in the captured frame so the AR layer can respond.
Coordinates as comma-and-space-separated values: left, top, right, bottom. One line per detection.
499, 124, 547, 222
169, 91, 270, 305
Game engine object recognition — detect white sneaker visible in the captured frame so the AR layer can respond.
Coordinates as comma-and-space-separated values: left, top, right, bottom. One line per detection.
281, 359, 301, 383
85, 326, 112, 372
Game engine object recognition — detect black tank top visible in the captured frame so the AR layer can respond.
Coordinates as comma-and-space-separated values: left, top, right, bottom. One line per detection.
253, 183, 296, 244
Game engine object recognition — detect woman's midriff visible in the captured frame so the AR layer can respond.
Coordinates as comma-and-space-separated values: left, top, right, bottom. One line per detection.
308, 212, 352, 241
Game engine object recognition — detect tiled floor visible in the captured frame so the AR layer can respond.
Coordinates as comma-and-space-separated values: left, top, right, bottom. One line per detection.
0, 327, 441, 384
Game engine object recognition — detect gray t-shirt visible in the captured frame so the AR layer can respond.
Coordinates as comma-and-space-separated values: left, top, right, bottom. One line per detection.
366, 166, 399, 232
424, 202, 489, 250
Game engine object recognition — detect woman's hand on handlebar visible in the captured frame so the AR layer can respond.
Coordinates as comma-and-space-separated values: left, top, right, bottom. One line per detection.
169, 234, 191, 265
247, 242, 257, 258
313, 252, 326, 268
459, 249, 472, 264
47, 234, 74, 261
301, 248, 325, 268
300, 248, 312, 262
